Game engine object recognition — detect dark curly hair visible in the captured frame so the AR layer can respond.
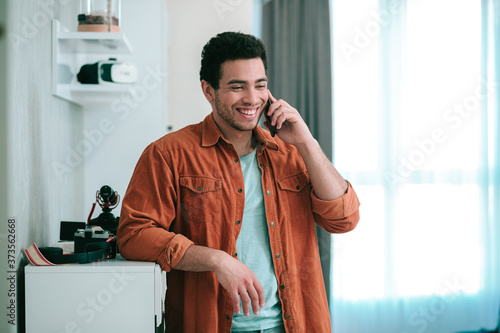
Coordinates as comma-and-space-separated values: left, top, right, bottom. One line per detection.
200, 31, 268, 90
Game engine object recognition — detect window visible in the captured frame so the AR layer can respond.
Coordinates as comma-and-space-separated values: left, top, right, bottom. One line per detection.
331, 1, 498, 332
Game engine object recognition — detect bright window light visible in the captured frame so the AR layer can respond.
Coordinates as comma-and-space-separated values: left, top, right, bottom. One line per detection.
333, 0, 379, 172
403, 0, 482, 171
332, 0, 481, 300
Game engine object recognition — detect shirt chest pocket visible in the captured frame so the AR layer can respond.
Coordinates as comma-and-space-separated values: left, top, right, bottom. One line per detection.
179, 176, 222, 223
277, 172, 313, 219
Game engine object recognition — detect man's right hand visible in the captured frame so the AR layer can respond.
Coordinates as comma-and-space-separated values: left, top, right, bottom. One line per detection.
213, 253, 265, 316
173, 245, 265, 316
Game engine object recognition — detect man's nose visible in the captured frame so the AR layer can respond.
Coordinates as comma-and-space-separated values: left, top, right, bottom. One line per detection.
242, 88, 260, 105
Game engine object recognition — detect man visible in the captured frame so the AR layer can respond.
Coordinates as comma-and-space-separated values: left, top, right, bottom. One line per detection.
117, 31, 360, 333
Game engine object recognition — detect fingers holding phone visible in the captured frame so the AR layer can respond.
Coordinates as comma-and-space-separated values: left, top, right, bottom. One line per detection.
264, 90, 314, 146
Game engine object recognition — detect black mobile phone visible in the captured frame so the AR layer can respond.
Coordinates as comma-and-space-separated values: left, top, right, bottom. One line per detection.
263, 99, 277, 137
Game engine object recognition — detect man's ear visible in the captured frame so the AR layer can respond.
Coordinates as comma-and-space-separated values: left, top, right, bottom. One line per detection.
201, 80, 215, 103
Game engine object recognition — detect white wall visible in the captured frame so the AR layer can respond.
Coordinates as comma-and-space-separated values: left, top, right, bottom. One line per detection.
4, 1, 84, 332
165, 0, 256, 132
83, 0, 257, 215
1, 2, 10, 333
6, 0, 85, 239
81, 0, 168, 217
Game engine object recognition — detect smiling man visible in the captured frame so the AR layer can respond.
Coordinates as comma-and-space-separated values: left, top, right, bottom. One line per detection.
117, 32, 360, 333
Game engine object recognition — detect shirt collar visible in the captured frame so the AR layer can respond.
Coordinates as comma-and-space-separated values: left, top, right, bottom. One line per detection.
201, 113, 279, 151
201, 113, 225, 147
254, 125, 279, 151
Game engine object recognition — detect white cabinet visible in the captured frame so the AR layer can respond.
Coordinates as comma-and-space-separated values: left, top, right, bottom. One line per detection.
25, 256, 164, 333
52, 19, 133, 105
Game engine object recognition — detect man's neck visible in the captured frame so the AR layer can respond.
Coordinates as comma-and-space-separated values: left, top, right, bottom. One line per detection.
221, 129, 255, 157
212, 114, 257, 157
233, 135, 257, 157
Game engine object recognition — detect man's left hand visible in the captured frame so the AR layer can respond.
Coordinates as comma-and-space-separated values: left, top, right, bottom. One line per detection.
264, 90, 315, 146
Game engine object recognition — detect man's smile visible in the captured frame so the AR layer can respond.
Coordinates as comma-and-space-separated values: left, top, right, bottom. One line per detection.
236, 107, 259, 115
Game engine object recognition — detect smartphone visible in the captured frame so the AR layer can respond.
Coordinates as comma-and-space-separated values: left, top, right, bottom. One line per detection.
263, 99, 277, 137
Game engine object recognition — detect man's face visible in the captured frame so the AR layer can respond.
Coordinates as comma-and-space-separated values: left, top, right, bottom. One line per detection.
211, 58, 268, 134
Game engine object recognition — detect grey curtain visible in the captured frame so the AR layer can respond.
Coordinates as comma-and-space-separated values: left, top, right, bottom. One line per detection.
261, 0, 334, 301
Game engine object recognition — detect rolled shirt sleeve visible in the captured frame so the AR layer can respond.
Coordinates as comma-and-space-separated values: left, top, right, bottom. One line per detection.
117, 143, 193, 272
311, 181, 360, 233
157, 234, 194, 272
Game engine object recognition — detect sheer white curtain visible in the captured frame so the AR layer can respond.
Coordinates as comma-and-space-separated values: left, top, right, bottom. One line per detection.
330, 0, 500, 332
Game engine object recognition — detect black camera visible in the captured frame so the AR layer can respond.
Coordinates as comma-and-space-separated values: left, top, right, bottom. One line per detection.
60, 185, 121, 259
74, 225, 117, 259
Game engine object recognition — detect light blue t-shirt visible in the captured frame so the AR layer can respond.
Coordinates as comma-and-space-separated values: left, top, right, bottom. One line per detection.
231, 149, 283, 331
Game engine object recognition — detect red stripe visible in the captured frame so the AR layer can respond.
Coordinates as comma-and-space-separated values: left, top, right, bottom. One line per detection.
25, 247, 48, 266
32, 244, 55, 266
25, 244, 54, 266
25, 248, 38, 265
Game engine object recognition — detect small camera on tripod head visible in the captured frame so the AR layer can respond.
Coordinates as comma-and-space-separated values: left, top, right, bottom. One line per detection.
72, 185, 121, 258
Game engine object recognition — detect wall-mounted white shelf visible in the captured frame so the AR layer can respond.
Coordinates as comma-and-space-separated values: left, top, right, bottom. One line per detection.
52, 20, 134, 105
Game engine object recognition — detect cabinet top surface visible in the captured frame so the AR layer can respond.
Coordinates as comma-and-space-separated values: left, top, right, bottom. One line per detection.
25, 256, 159, 273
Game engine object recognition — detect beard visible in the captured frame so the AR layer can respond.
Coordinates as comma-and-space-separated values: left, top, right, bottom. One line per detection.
214, 91, 261, 132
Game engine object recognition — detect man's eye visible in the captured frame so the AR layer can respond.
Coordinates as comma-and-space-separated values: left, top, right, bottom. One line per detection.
231, 86, 243, 90
256, 85, 267, 89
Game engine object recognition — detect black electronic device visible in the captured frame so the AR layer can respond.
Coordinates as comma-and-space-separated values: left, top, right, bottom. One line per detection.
263, 99, 278, 137
89, 185, 120, 235
37, 242, 113, 264
77, 58, 137, 84
60, 221, 86, 241
57, 185, 121, 260
74, 225, 117, 258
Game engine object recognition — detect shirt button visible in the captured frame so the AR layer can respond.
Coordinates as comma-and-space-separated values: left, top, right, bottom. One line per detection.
236, 220, 241, 225
285, 314, 291, 319
270, 222, 275, 227
266, 190, 271, 195
197, 186, 202, 191
226, 315, 231, 320
234, 158, 239, 163
260, 163, 264, 168
238, 188, 243, 193
234, 252, 238, 257
275, 254, 280, 259
296, 185, 300, 190
280, 284, 286, 290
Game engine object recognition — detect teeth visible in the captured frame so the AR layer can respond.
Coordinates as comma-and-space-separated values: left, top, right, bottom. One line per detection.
238, 108, 257, 115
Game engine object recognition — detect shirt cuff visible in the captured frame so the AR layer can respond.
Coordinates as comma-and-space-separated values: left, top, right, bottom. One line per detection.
311, 181, 360, 219
157, 234, 194, 272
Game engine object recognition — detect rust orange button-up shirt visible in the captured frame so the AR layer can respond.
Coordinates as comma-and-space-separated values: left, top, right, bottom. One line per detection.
117, 114, 360, 333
